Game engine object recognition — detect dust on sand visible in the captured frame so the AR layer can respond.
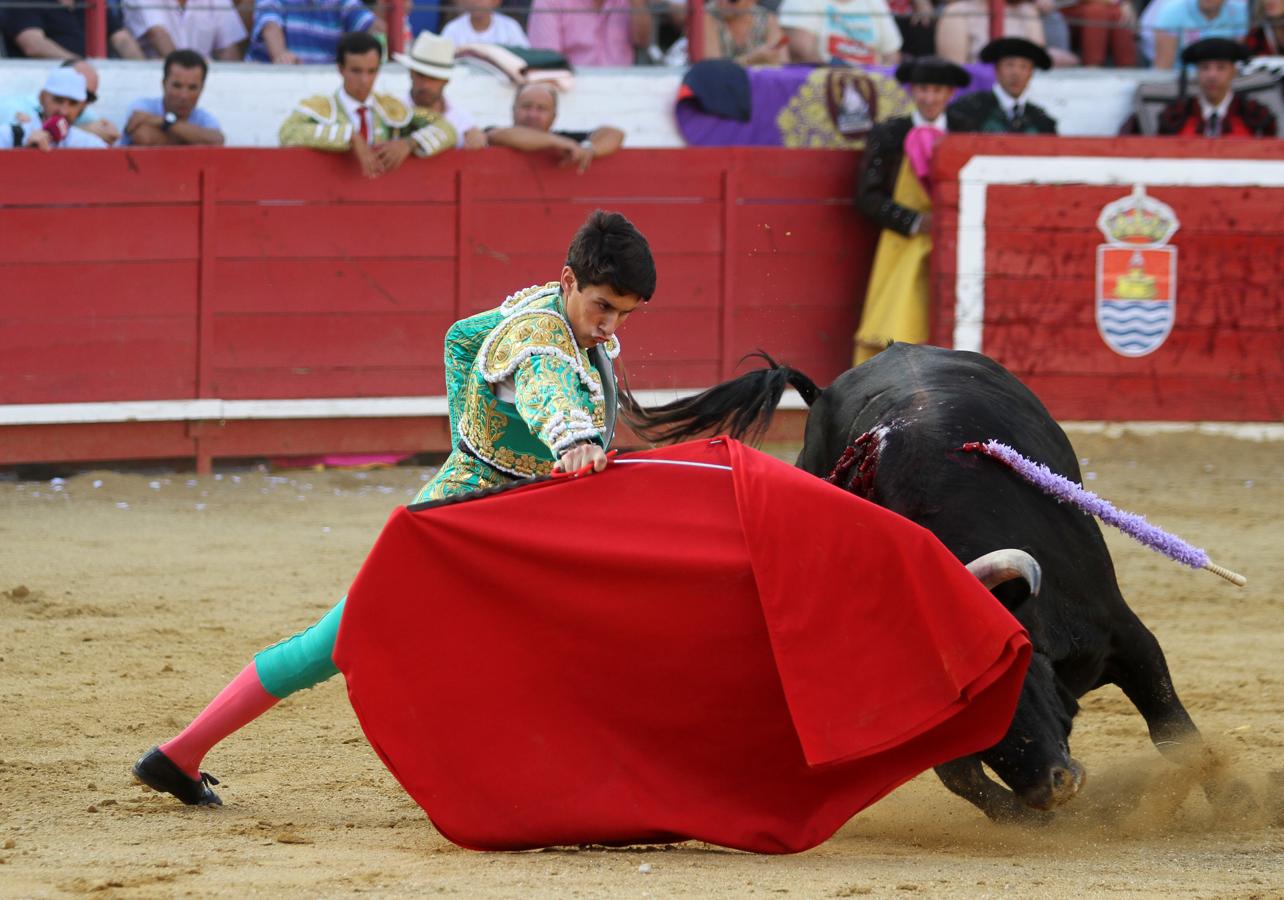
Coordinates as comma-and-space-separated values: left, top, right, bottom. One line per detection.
1, 431, 1281, 898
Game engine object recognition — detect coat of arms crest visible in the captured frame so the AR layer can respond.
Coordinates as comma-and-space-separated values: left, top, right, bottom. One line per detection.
1095, 185, 1180, 357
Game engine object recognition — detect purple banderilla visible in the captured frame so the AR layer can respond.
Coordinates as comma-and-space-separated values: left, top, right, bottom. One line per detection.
959, 440, 1210, 569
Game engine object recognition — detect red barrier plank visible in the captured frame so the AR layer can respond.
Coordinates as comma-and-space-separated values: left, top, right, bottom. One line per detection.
211, 311, 454, 369
465, 149, 725, 201
984, 324, 1283, 379
985, 185, 1284, 236
730, 148, 860, 200
1021, 373, 1284, 421
209, 367, 443, 399
462, 254, 722, 314
193, 416, 453, 456
732, 204, 872, 256
466, 201, 723, 255
735, 252, 871, 309
0, 262, 197, 317
0, 207, 198, 263
0, 421, 196, 465
0, 150, 201, 206
213, 149, 459, 203
213, 203, 456, 259
728, 305, 859, 386
211, 259, 458, 314
0, 319, 195, 404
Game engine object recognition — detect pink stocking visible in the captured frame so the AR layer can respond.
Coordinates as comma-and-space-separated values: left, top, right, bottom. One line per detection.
159, 663, 279, 780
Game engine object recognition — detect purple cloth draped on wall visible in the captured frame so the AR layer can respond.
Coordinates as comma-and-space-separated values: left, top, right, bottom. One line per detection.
676, 63, 996, 148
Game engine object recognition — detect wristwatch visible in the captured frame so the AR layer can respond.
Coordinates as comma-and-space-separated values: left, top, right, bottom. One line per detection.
161, 111, 178, 131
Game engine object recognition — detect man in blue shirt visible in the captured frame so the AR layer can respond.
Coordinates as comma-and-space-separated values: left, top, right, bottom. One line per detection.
1146, 0, 1249, 69
121, 49, 225, 147
248, 0, 379, 64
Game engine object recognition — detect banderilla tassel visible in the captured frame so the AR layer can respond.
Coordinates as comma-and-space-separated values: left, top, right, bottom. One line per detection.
960, 440, 1247, 587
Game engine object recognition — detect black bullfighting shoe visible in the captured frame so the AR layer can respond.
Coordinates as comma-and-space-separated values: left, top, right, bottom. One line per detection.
133, 747, 222, 806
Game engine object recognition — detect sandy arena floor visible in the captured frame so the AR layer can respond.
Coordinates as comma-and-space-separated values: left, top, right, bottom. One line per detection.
1, 430, 1281, 898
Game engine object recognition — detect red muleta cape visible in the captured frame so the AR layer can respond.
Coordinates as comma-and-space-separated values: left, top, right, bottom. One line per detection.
333, 437, 1031, 853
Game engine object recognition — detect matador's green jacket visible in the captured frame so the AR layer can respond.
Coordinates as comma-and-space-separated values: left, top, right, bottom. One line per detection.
414, 283, 620, 503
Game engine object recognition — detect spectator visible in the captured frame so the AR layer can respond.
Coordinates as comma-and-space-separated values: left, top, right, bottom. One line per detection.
0, 59, 120, 145
1245, 0, 1284, 53
778, 0, 903, 65
442, 0, 530, 46
701, 0, 788, 65
1060, 0, 1138, 65
248, 0, 380, 64
280, 32, 455, 177
947, 36, 1059, 131
393, 31, 489, 149
1122, 37, 1276, 132
525, 0, 653, 66
120, 49, 225, 146
486, 82, 624, 171
1, 67, 109, 149
123, 0, 248, 60
853, 57, 970, 363
936, 0, 1047, 65
1147, 0, 1248, 69
3, 0, 143, 59
891, 0, 939, 57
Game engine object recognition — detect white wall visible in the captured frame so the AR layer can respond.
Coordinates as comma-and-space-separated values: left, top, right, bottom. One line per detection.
0, 58, 1221, 147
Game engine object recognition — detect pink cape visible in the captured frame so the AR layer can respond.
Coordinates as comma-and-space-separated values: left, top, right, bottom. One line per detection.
333, 438, 1030, 853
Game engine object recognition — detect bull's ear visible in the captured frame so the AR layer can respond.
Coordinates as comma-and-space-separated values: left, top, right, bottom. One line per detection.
965, 549, 1041, 614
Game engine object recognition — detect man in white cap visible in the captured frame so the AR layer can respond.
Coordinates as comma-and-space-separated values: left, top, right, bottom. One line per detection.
0, 60, 120, 146
394, 31, 487, 150
1, 67, 108, 150
280, 31, 456, 178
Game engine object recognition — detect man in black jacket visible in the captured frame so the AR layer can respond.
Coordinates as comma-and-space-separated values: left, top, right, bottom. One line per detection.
1119, 39, 1276, 137
947, 37, 1058, 134
853, 57, 969, 363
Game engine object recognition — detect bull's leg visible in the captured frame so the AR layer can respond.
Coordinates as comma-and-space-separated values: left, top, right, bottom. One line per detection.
1107, 618, 1255, 816
934, 758, 1053, 824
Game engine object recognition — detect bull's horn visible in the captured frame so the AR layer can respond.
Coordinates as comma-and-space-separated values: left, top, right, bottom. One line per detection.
966, 549, 1042, 597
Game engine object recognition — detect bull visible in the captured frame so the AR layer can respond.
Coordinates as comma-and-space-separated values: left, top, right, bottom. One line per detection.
630, 343, 1227, 821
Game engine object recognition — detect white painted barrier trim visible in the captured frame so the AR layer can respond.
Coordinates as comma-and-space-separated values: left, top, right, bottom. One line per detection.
0, 389, 812, 428
953, 156, 1284, 353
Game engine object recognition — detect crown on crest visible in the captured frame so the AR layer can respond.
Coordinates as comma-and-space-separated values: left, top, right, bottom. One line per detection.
1096, 185, 1179, 247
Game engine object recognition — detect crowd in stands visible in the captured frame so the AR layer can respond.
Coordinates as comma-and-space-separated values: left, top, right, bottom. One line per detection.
1, 0, 1281, 154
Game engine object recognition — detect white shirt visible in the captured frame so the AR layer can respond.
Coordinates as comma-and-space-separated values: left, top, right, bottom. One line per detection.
338, 87, 376, 143
440, 12, 530, 48
123, 0, 247, 59
442, 100, 477, 149
992, 84, 1031, 119
911, 109, 947, 131
1198, 92, 1234, 134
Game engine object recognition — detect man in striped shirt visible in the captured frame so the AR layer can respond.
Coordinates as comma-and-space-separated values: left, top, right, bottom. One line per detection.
248, 0, 379, 64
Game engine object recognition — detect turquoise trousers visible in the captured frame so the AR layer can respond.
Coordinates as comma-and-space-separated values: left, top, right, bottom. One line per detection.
253, 597, 346, 699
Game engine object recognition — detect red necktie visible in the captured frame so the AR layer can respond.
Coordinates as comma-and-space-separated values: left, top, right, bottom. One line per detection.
358, 106, 370, 143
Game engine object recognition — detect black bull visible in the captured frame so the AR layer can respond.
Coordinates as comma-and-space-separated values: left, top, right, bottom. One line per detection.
631, 343, 1231, 821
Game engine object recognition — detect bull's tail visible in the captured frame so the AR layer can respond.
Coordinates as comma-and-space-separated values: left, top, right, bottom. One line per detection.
623, 352, 820, 445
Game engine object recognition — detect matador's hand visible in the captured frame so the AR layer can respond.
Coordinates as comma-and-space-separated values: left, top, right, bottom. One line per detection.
553, 442, 609, 474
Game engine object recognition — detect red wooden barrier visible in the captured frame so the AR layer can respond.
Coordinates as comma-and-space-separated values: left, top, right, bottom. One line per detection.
931, 135, 1284, 422
0, 148, 871, 469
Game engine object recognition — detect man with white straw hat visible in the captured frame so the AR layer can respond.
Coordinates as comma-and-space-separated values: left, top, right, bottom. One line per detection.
1, 67, 108, 150
280, 31, 456, 177
394, 31, 488, 149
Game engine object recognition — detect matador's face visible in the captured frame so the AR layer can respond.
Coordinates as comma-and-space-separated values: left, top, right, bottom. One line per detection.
559, 267, 642, 350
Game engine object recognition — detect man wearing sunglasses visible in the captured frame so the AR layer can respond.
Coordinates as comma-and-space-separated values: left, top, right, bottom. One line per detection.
0, 59, 121, 146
